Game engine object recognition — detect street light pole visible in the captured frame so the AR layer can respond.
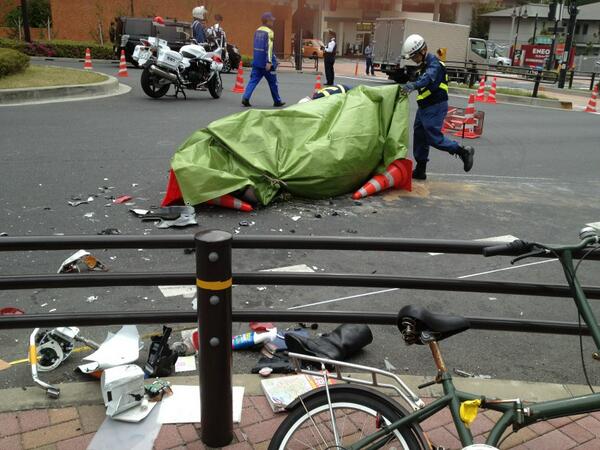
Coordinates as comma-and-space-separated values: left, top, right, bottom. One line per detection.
21, 0, 31, 43
558, 1, 579, 88
532, 13, 539, 44
511, 6, 528, 66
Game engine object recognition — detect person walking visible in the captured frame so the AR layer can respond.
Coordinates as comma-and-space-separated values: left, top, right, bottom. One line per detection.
400, 34, 474, 180
323, 34, 337, 85
191, 6, 207, 43
241, 12, 285, 108
364, 42, 375, 76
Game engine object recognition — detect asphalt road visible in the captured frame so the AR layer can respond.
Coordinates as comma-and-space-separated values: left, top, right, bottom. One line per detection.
1, 60, 600, 392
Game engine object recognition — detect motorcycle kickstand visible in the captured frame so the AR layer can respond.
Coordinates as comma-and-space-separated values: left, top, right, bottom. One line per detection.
173, 82, 186, 100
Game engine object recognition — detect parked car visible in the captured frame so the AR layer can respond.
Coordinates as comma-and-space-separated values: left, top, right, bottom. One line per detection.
114, 17, 192, 66
302, 39, 325, 59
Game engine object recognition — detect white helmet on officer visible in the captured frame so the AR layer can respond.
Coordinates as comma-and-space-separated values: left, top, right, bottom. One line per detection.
192, 6, 207, 20
402, 34, 426, 59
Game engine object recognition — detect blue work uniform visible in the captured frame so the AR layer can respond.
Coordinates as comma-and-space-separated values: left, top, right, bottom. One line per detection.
411, 53, 460, 163
242, 25, 282, 104
192, 19, 206, 43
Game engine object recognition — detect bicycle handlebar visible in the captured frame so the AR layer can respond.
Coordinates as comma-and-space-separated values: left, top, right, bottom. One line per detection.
482, 239, 534, 257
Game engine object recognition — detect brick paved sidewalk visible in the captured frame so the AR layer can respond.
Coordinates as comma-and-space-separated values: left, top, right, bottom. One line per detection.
2, 395, 600, 450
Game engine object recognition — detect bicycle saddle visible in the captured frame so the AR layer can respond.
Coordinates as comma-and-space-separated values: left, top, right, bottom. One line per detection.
397, 305, 470, 344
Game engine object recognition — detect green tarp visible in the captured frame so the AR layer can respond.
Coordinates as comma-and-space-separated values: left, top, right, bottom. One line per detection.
171, 84, 409, 206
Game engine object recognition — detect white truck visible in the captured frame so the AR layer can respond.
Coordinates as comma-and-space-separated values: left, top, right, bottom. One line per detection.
373, 18, 496, 83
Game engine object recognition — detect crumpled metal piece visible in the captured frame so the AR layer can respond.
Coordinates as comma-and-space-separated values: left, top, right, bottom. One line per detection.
131, 206, 194, 221
156, 212, 197, 229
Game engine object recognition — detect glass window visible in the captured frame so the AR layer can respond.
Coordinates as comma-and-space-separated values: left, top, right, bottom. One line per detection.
583, 23, 589, 35
470, 40, 487, 58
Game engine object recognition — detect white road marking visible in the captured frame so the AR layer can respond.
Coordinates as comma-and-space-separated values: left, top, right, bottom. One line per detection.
431, 173, 557, 181
288, 258, 557, 310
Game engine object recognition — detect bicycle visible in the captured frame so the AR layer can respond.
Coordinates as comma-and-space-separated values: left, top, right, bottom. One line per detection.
268, 227, 600, 450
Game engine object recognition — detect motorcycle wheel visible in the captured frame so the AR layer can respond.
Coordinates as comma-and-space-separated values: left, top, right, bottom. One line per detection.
141, 66, 171, 98
208, 73, 223, 99
222, 58, 232, 73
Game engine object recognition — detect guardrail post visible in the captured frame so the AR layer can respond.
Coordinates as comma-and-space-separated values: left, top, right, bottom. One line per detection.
590, 73, 596, 91
568, 70, 575, 89
195, 230, 233, 447
532, 69, 542, 98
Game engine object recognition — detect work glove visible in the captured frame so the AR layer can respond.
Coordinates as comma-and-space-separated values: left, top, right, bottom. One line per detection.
401, 82, 415, 95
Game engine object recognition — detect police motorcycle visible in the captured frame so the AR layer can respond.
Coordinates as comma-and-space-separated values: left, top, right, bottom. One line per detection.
133, 36, 224, 99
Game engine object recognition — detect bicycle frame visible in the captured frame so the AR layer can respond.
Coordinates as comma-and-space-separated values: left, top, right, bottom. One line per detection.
290, 236, 600, 449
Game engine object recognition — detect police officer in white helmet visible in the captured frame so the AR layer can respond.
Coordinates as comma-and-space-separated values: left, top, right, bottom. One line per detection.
192, 6, 208, 43
401, 34, 474, 180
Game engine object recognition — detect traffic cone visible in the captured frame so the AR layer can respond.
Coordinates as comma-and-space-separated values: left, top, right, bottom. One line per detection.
232, 62, 245, 94
352, 159, 412, 199
313, 74, 322, 93
584, 85, 598, 113
475, 77, 485, 102
83, 48, 93, 70
485, 77, 497, 104
454, 94, 479, 139
161, 169, 184, 206
117, 49, 129, 77
354, 60, 359, 76
206, 194, 254, 212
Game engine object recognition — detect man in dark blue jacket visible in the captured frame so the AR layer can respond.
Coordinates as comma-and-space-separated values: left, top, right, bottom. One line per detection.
401, 34, 474, 180
241, 12, 285, 108
191, 6, 207, 43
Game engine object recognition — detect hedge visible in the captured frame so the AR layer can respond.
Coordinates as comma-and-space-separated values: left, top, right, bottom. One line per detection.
0, 38, 115, 60
0, 48, 30, 78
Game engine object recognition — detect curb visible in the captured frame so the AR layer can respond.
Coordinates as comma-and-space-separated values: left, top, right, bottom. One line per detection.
449, 86, 572, 110
0, 71, 121, 105
2, 373, 597, 413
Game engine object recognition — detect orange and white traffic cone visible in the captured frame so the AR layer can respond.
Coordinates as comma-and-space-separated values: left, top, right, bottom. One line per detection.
485, 77, 497, 104
454, 94, 479, 139
232, 62, 246, 94
84, 48, 93, 70
117, 49, 128, 77
475, 77, 485, 102
352, 159, 413, 199
313, 74, 322, 94
206, 194, 254, 212
354, 60, 359, 76
584, 85, 598, 113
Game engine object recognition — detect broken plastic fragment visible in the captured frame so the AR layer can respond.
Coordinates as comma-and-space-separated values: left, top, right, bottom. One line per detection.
97, 228, 121, 235
58, 250, 108, 273
0, 307, 25, 315
78, 325, 140, 374
114, 195, 133, 204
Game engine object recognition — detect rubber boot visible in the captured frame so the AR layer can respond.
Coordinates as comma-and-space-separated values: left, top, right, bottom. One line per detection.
412, 161, 427, 180
284, 324, 373, 360
457, 146, 475, 172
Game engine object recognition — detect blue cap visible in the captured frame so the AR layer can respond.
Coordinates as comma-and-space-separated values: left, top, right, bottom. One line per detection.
261, 12, 276, 21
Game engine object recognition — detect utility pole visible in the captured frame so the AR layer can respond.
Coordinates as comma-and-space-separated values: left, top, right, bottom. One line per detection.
21, 0, 31, 43
546, 1, 561, 71
558, 1, 578, 88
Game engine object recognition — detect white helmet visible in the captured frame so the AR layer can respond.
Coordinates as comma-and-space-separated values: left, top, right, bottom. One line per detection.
192, 6, 207, 19
402, 34, 426, 59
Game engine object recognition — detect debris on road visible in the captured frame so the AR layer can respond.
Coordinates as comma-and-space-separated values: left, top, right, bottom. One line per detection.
114, 195, 133, 204
384, 357, 397, 371
454, 368, 492, 379
285, 324, 373, 360
58, 250, 108, 273
101, 364, 155, 421
98, 228, 121, 235
144, 326, 178, 377
0, 307, 25, 315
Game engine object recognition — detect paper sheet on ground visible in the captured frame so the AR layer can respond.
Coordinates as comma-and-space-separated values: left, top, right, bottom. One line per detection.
158, 285, 196, 298
87, 400, 161, 450
78, 325, 139, 373
157, 385, 244, 424
260, 264, 315, 272
174, 355, 197, 373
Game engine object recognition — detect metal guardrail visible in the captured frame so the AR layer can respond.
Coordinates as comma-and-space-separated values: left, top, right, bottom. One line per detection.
1, 233, 600, 445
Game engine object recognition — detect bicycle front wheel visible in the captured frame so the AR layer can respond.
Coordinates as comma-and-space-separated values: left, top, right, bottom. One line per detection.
268, 388, 428, 450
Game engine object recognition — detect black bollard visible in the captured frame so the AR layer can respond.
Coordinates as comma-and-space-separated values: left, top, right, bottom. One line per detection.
195, 230, 233, 447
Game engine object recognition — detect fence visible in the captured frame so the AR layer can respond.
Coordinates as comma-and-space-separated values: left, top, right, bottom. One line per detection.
1, 232, 600, 446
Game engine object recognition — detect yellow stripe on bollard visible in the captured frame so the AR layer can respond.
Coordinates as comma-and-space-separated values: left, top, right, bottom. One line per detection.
196, 278, 232, 290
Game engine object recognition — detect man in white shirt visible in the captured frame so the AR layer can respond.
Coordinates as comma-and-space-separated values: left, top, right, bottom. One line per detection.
323, 35, 337, 85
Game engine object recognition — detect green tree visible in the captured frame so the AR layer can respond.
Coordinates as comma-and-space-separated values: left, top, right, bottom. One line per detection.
470, 1, 504, 39
4, 0, 51, 28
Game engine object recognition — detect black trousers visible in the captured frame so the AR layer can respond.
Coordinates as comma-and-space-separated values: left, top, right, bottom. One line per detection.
324, 57, 335, 85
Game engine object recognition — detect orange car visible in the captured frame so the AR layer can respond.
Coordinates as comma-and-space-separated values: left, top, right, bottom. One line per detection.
302, 39, 325, 58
